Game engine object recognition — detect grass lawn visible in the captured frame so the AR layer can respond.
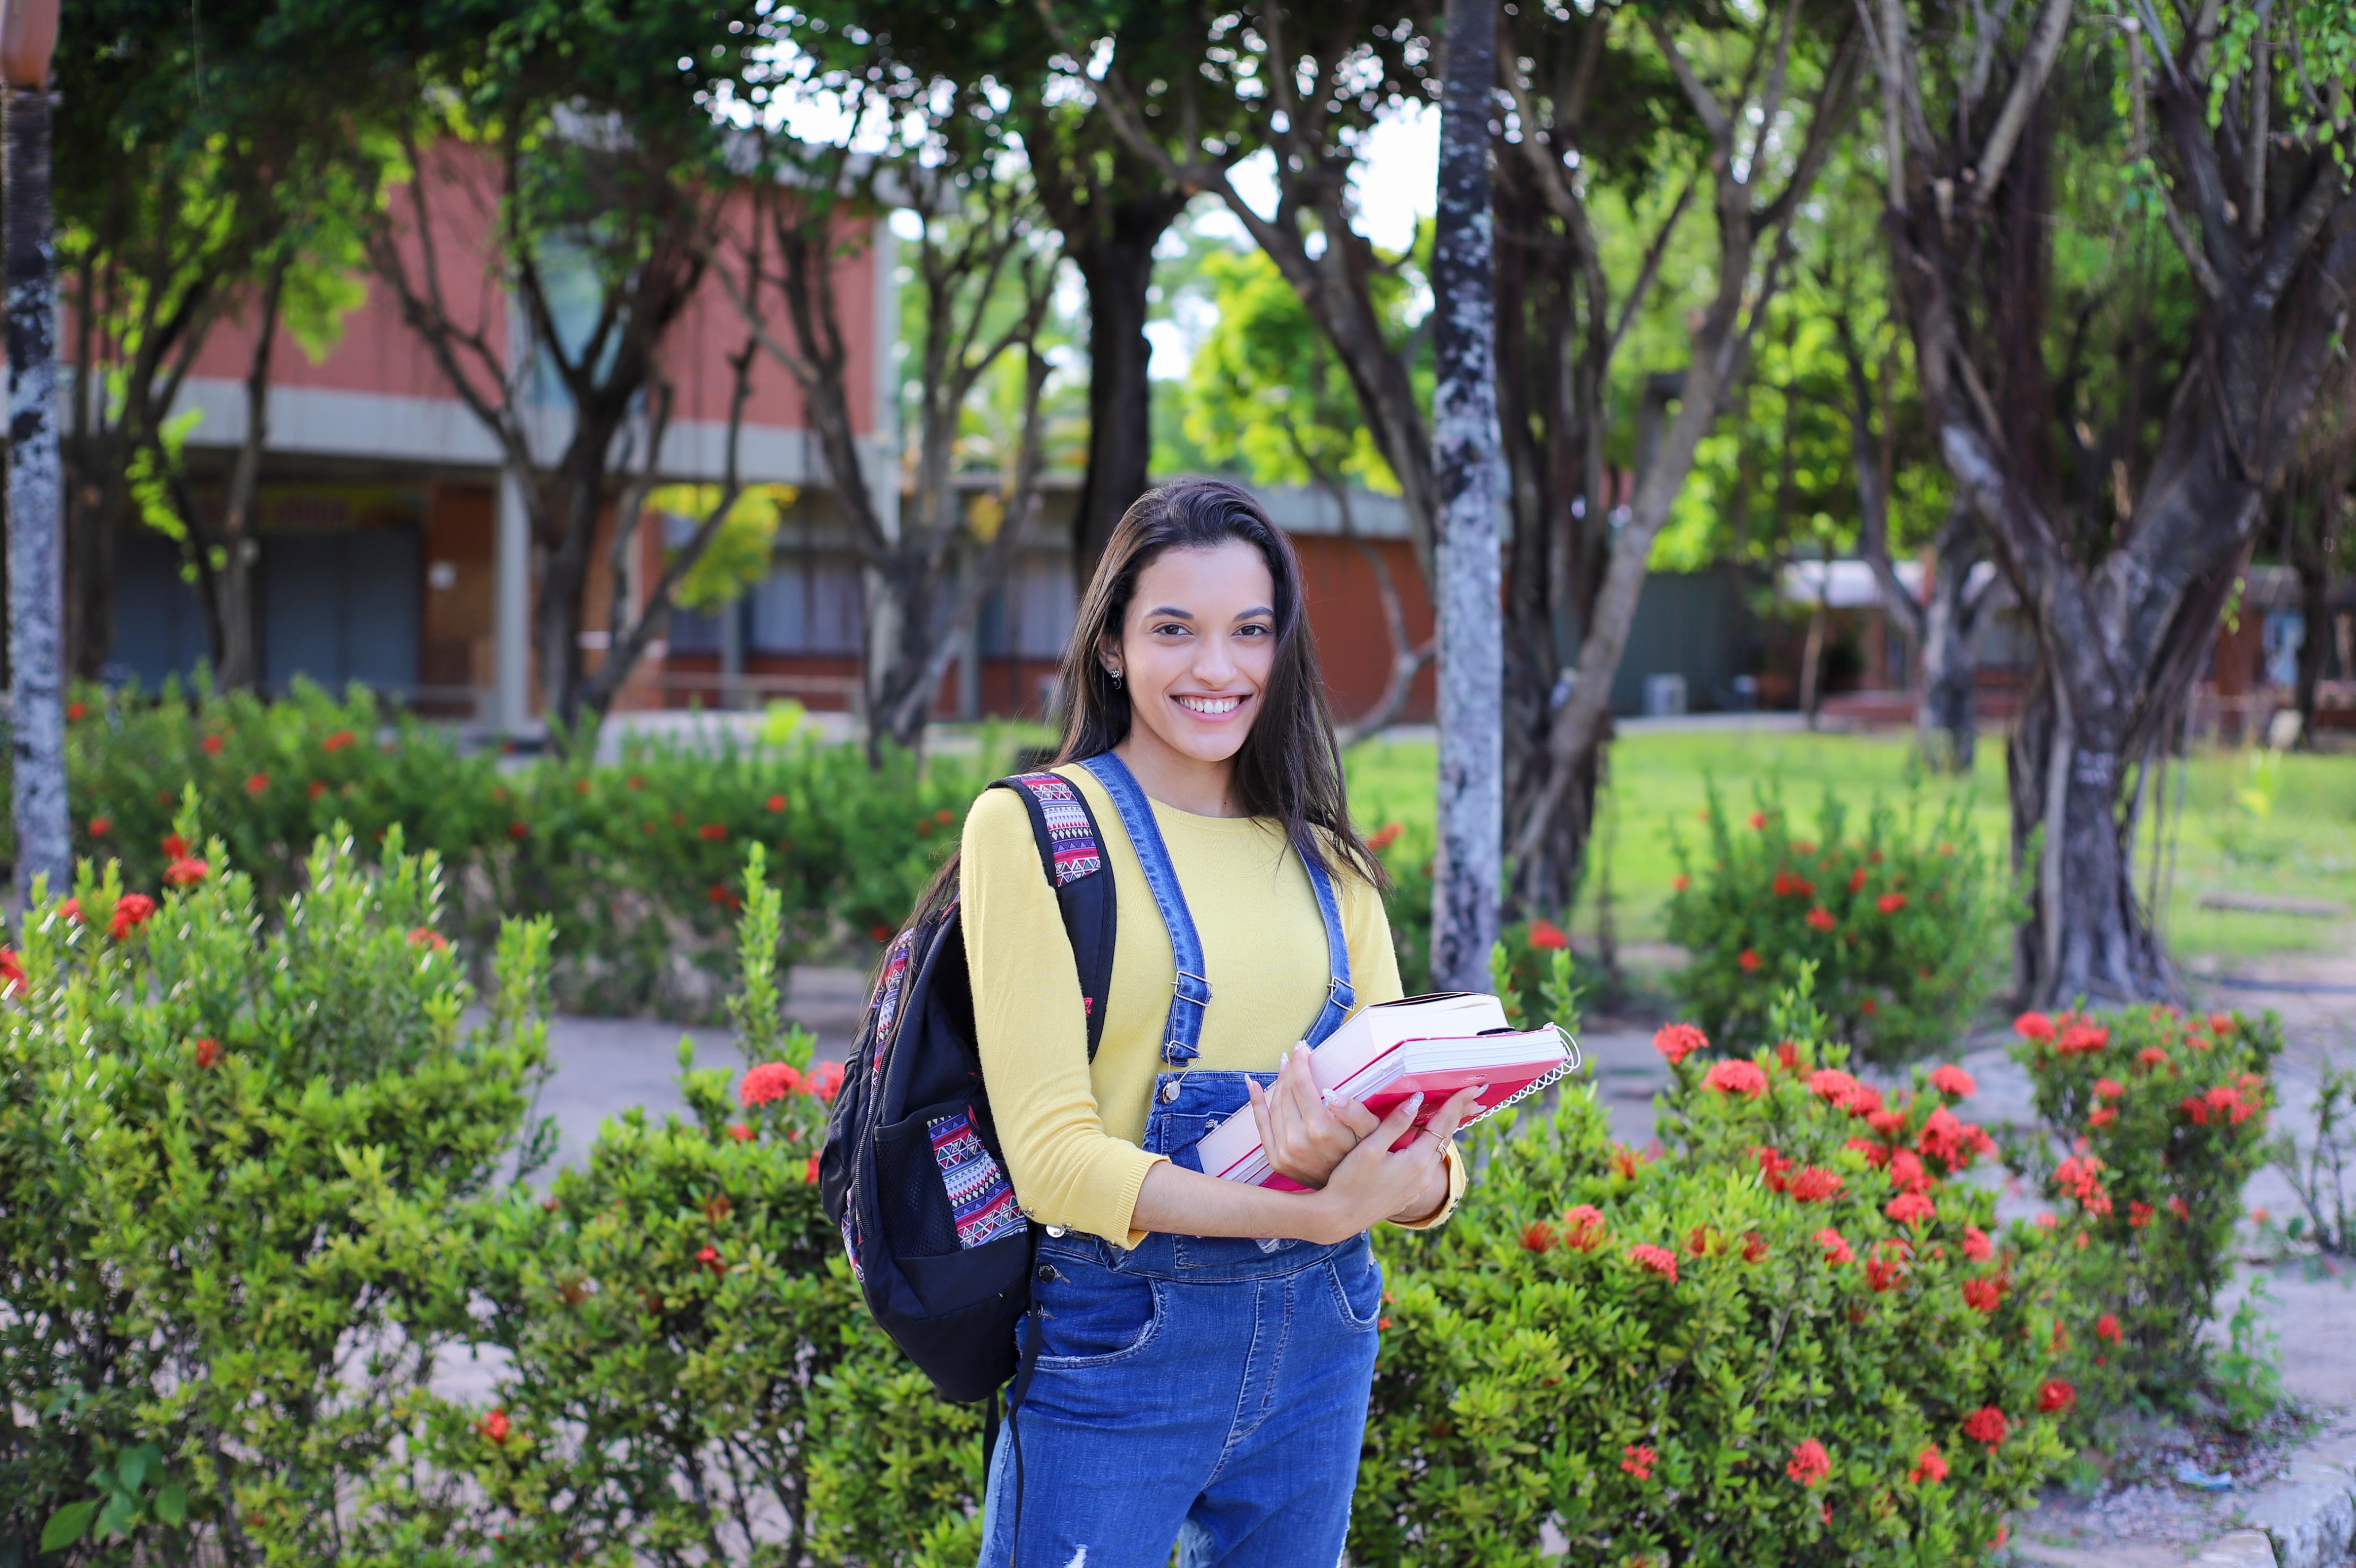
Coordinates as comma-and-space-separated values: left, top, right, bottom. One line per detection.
1344, 728, 2356, 970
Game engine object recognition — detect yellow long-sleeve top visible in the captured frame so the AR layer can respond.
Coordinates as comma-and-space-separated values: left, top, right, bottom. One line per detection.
961, 763, 1463, 1246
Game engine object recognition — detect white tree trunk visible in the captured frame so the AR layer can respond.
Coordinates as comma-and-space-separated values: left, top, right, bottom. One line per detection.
1429, 0, 1504, 992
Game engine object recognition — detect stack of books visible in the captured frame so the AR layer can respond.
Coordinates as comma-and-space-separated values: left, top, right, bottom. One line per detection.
1190, 992, 1577, 1190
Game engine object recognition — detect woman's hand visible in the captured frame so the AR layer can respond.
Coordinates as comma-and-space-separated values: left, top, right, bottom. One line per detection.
1305, 1081, 1484, 1245
1245, 1047, 1380, 1190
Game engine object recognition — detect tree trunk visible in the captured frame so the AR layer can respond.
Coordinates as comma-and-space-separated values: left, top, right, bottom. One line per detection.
1916, 504, 1989, 771
1429, 0, 1505, 992
215, 260, 286, 691
1068, 190, 1185, 586
2290, 545, 2330, 748
6, 83, 69, 899
1798, 556, 1829, 729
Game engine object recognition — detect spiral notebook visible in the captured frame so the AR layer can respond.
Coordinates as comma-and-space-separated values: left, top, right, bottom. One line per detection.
1185, 992, 1577, 1191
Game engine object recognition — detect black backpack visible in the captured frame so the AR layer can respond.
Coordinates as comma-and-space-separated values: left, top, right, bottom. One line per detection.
817, 770, 1114, 1403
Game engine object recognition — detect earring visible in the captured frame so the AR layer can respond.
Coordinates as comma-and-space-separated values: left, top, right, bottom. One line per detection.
1110, 668, 1123, 689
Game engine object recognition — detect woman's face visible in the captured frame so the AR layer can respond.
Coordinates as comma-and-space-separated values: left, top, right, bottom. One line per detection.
1107, 540, 1279, 770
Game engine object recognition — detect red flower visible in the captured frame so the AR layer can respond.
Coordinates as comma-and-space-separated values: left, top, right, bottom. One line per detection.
1520, 1220, 1558, 1253
1704, 1059, 1768, 1097
1806, 906, 1836, 932
2095, 1313, 2121, 1343
0, 947, 23, 999
1653, 1023, 1708, 1064
87, 816, 112, 837
727, 1123, 755, 1142
740, 1062, 805, 1107
163, 856, 209, 888
2093, 1077, 2125, 1099
66, 701, 87, 721
1685, 1225, 1712, 1257
244, 772, 270, 797
508, 821, 529, 840
2087, 1107, 2118, 1128
2137, 1046, 2168, 1070
2208, 1012, 2236, 1034
697, 1245, 727, 1278
1670, 873, 1690, 891
1612, 1145, 1643, 1180
1628, 1244, 1679, 1282
2058, 1023, 2109, 1055
194, 1037, 221, 1069
1887, 1149, 1932, 1193
806, 1154, 821, 1184
408, 927, 450, 951
2038, 1379, 2076, 1414
109, 893, 157, 940
1621, 1443, 1657, 1480
1789, 1167, 1844, 1204
1742, 1229, 1769, 1263
1527, 918, 1570, 950
323, 728, 357, 753
699, 823, 728, 842
1909, 1444, 1948, 1485
1885, 1192, 1936, 1225
1961, 1407, 2010, 1448
162, 833, 189, 859
1867, 1254, 1906, 1292
2168, 1195, 2190, 1221
58, 898, 81, 924
307, 780, 328, 800
1787, 1439, 1830, 1487
806, 1061, 845, 1102
1929, 1064, 1976, 1098
1774, 1040, 1801, 1072
709, 884, 741, 909
870, 924, 893, 942
1877, 892, 1907, 914
201, 734, 225, 755
1963, 1226, 1993, 1261
2128, 1200, 2154, 1229
1846, 1137, 1890, 1165
1562, 1204, 1608, 1251
1807, 1068, 1863, 1108
1749, 811, 1768, 829
1918, 1107, 1983, 1168
765, 793, 788, 813
478, 1408, 512, 1444
1737, 948, 1762, 972
1867, 1108, 1906, 1137
2014, 1011, 2056, 1041
1962, 1276, 2005, 1313
1849, 866, 1869, 893
1755, 1145, 1793, 1191
1814, 1228, 1854, 1265
1845, 1084, 1884, 1118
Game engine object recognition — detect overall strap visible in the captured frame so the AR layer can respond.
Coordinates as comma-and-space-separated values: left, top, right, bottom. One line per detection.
1298, 850, 1355, 1048
1077, 752, 1210, 1066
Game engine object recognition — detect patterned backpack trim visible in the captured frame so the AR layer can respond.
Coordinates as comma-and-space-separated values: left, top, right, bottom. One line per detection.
1005, 771, 1103, 886
867, 927, 919, 1079
927, 1107, 1027, 1249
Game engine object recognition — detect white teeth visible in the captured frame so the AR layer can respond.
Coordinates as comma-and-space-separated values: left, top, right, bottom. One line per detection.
1176, 695, 1241, 716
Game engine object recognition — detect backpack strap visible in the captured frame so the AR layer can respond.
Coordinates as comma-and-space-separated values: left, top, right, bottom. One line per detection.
989, 770, 1116, 1061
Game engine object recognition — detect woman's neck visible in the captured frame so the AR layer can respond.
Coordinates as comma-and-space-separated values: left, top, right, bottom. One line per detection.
1111, 732, 1242, 817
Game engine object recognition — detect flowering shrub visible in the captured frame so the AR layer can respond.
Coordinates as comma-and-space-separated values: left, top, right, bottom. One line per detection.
1353, 988, 2071, 1565
1663, 782, 2010, 1062
0, 810, 551, 1561
2010, 1004, 2283, 1415
12, 682, 985, 1019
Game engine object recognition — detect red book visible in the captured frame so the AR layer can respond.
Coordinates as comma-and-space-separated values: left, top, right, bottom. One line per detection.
1187, 993, 1577, 1189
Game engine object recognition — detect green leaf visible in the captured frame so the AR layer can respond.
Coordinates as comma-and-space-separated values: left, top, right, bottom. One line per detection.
94, 1490, 137, 1540
41, 1499, 98, 1551
153, 1485, 188, 1525
117, 1442, 160, 1492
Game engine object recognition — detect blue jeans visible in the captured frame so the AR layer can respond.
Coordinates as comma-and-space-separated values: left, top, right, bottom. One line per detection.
977, 1072, 1383, 1567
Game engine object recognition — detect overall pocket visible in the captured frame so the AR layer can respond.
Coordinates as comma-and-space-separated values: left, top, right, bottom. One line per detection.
1035, 1253, 1165, 1368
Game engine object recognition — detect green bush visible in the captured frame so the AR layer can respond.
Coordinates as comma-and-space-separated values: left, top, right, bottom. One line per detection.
15, 682, 983, 1019
423, 848, 979, 1566
1354, 988, 2072, 1565
1664, 782, 2009, 1062
0, 811, 550, 1565
2009, 1004, 2282, 1418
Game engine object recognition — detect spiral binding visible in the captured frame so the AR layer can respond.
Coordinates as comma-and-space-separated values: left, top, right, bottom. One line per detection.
1454, 1023, 1582, 1133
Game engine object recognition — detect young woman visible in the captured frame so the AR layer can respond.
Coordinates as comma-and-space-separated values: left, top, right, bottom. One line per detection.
962, 478, 1481, 1567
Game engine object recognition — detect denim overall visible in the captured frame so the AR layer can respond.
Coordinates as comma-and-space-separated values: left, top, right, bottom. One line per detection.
977, 752, 1381, 1568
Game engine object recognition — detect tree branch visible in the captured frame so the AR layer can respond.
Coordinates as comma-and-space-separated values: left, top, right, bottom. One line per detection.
1970, 0, 2076, 200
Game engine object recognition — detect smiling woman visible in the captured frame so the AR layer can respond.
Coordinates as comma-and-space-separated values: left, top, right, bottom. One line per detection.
955, 477, 1474, 1567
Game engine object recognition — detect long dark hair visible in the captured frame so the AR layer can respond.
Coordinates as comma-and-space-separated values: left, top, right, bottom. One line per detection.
1053, 478, 1384, 889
